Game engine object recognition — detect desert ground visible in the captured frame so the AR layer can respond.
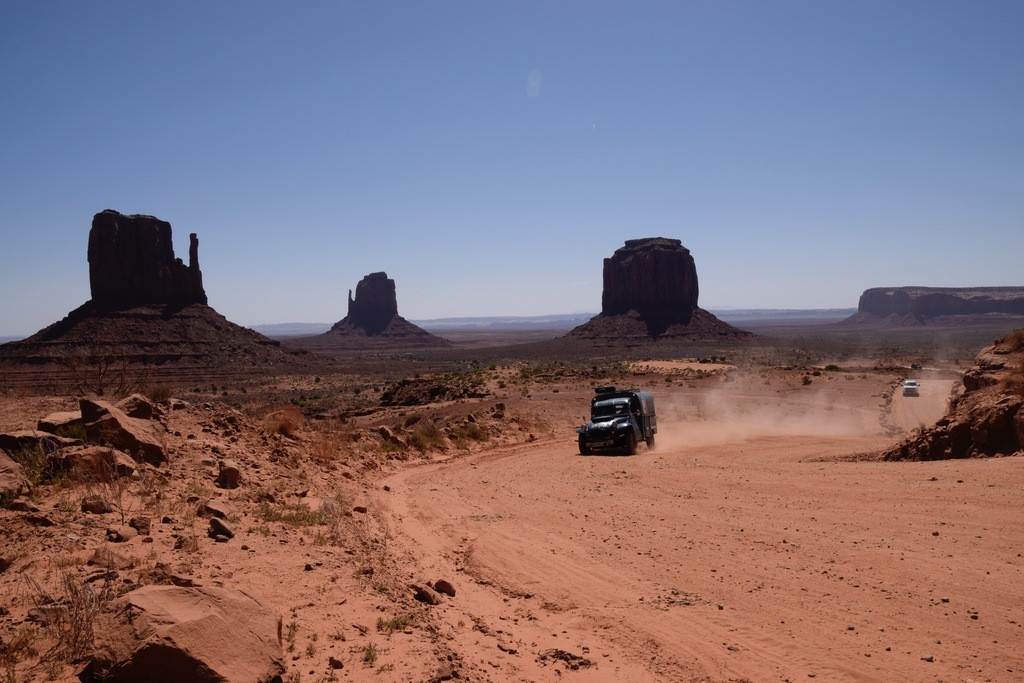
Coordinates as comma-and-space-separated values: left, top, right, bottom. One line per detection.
1, 326, 1022, 682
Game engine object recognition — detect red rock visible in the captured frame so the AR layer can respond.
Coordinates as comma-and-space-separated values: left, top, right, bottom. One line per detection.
88, 210, 206, 307
37, 411, 84, 435
0, 452, 31, 503
117, 393, 162, 420
60, 446, 137, 482
567, 238, 750, 340
86, 585, 284, 682
215, 460, 240, 489
81, 399, 166, 465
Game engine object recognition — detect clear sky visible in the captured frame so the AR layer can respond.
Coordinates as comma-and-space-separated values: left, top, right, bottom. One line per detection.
1, 1, 1022, 335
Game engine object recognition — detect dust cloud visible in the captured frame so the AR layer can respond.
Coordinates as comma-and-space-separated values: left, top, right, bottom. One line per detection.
654, 376, 879, 451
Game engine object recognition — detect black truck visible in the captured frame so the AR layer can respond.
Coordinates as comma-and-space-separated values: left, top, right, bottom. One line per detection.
576, 386, 657, 455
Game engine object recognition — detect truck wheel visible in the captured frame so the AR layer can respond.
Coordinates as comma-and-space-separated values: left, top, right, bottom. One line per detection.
578, 439, 590, 455
625, 433, 637, 456
646, 434, 656, 450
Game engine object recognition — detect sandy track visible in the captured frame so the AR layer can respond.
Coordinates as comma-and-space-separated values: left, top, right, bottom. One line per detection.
889, 379, 957, 434
377, 382, 1024, 682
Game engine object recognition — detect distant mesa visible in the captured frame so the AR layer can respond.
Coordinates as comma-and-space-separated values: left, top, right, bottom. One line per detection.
0, 210, 294, 373
286, 272, 450, 351
844, 287, 1024, 325
566, 237, 751, 341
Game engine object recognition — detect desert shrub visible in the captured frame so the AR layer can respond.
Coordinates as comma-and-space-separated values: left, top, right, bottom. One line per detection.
0, 625, 38, 683
7, 444, 53, 488
141, 385, 173, 402
801, 376, 812, 386
1002, 363, 1024, 395
376, 614, 412, 635
257, 499, 340, 527
408, 424, 445, 452
1002, 329, 1024, 353
53, 423, 87, 441
263, 406, 304, 436
824, 364, 840, 372
28, 566, 117, 665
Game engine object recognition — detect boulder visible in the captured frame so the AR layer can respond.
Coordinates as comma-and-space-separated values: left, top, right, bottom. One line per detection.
81, 399, 166, 465
117, 394, 162, 420
87, 210, 207, 308
85, 585, 284, 683
59, 446, 137, 482
0, 452, 31, 503
37, 411, 85, 435
82, 495, 113, 514
215, 460, 241, 489
0, 430, 81, 455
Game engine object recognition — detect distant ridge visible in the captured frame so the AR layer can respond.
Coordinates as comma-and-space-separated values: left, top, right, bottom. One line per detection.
250, 309, 855, 338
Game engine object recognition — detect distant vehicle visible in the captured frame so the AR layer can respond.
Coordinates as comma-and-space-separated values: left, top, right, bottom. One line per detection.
910, 363, 922, 370
576, 387, 657, 455
902, 380, 920, 397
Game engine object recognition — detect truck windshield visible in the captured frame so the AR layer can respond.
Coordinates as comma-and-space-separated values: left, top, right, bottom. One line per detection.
592, 399, 630, 420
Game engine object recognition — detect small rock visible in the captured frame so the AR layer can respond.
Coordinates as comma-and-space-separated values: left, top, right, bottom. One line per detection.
433, 579, 456, 597
353, 506, 367, 514
198, 499, 231, 519
89, 547, 132, 570
209, 517, 234, 539
328, 656, 343, 670
128, 516, 151, 535
413, 584, 443, 606
922, 655, 934, 662
25, 513, 55, 526
107, 526, 139, 543
216, 459, 241, 489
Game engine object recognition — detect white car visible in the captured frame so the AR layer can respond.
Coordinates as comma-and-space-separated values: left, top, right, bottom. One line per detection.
902, 380, 920, 397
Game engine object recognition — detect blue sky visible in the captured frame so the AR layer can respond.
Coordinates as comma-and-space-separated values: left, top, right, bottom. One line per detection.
1, 1, 1022, 335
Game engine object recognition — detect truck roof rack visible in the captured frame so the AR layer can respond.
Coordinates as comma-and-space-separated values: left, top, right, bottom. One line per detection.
595, 386, 617, 395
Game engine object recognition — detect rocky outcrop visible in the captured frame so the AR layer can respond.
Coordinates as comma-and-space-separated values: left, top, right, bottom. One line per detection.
287, 272, 450, 351
884, 329, 1024, 460
84, 585, 284, 683
567, 237, 750, 340
89, 210, 207, 308
847, 287, 1024, 324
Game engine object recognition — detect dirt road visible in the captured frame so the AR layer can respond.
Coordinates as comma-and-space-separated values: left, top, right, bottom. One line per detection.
376, 379, 1024, 682
889, 379, 958, 434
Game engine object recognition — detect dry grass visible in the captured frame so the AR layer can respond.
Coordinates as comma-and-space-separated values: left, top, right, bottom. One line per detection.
263, 406, 305, 436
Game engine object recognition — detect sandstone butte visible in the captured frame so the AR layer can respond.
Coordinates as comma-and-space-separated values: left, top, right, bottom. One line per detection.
566, 237, 751, 341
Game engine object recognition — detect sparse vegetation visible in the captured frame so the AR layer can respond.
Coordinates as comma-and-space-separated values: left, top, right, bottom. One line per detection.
376, 614, 412, 635
263, 406, 305, 436
361, 642, 379, 666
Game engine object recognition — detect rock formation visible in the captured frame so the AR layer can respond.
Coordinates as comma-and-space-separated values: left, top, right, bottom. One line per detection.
287, 271, 449, 351
88, 210, 207, 308
884, 329, 1024, 460
846, 287, 1024, 325
567, 237, 750, 340
0, 210, 302, 379
342, 272, 399, 335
